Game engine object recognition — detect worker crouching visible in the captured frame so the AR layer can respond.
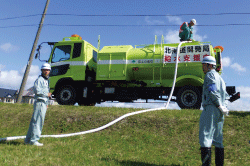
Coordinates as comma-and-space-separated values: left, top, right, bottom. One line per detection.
179, 19, 196, 42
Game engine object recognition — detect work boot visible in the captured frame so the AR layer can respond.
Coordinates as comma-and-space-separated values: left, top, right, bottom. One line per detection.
32, 142, 43, 146
201, 147, 211, 166
215, 147, 224, 166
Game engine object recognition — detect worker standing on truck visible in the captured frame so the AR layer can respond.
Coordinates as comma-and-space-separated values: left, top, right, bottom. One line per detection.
179, 19, 196, 41
199, 56, 229, 166
24, 63, 52, 146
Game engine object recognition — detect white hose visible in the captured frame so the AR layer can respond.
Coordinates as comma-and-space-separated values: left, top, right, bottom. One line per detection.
0, 41, 189, 142
164, 41, 190, 108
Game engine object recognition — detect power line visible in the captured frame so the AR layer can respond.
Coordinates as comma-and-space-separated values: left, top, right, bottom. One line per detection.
1, 13, 250, 20
0, 14, 40, 21
0, 24, 38, 28
44, 24, 250, 27
46, 13, 250, 17
1, 24, 250, 28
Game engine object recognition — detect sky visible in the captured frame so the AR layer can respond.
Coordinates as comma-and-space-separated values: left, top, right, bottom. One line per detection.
0, 0, 249, 111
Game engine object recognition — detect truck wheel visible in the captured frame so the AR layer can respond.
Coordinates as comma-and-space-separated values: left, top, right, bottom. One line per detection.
176, 86, 201, 109
56, 85, 76, 105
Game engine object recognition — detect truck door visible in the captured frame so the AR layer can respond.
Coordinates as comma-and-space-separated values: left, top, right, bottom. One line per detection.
49, 44, 73, 89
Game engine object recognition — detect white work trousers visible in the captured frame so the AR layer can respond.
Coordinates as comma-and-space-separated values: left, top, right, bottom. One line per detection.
25, 100, 47, 144
199, 105, 224, 148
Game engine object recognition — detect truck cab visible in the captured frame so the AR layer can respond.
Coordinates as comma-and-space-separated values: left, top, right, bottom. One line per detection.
47, 35, 98, 105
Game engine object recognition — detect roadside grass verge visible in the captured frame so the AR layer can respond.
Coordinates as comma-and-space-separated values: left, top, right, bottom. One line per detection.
0, 102, 249, 165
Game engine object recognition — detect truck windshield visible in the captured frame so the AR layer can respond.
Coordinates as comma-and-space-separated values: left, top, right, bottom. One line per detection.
51, 45, 71, 63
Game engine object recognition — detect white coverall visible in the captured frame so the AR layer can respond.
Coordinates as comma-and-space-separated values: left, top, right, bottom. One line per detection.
25, 75, 49, 144
199, 69, 229, 148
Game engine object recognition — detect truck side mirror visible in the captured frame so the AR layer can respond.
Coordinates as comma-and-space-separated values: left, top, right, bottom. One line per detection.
35, 53, 38, 59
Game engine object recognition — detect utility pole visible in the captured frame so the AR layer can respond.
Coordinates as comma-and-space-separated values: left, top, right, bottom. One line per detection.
16, 0, 50, 103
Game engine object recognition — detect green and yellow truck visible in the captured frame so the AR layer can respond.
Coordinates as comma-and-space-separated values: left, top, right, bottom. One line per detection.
36, 34, 240, 109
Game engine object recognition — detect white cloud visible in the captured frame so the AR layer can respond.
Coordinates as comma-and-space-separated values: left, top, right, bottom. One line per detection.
0, 43, 19, 53
163, 17, 207, 43
145, 16, 165, 25
226, 86, 250, 111
228, 98, 250, 111
166, 15, 183, 25
164, 29, 207, 43
0, 70, 22, 89
222, 57, 246, 72
222, 57, 231, 67
146, 16, 206, 43
21, 65, 40, 76
154, 30, 164, 37
192, 27, 207, 41
237, 86, 250, 98
165, 30, 180, 43
230, 63, 247, 72
0, 65, 40, 90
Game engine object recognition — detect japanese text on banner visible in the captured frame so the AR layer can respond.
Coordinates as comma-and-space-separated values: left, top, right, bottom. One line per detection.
163, 45, 211, 64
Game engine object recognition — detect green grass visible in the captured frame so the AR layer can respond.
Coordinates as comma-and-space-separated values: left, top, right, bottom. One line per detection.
0, 102, 249, 166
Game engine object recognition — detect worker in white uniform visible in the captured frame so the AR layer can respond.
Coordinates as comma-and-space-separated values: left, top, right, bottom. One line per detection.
199, 56, 229, 166
24, 63, 52, 146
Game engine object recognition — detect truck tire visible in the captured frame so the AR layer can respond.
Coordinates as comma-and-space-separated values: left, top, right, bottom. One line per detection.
176, 86, 202, 109
56, 85, 76, 105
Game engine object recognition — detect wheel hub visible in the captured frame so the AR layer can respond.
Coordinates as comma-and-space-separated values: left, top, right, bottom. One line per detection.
61, 89, 71, 101
182, 90, 197, 106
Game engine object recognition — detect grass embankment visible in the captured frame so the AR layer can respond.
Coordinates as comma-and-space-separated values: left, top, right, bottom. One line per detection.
0, 102, 249, 166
